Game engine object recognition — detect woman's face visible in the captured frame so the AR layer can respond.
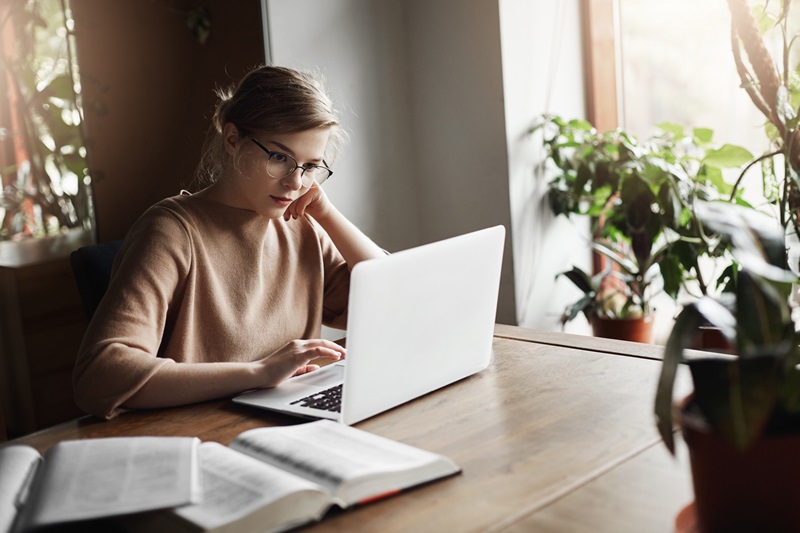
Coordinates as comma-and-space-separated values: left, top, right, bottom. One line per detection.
219, 125, 331, 219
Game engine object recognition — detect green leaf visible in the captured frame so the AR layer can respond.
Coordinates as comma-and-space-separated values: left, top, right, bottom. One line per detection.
777, 86, 797, 128
679, 207, 692, 227
38, 74, 74, 100
567, 118, 593, 131
764, 122, 780, 142
657, 122, 685, 139
585, 185, 613, 216
692, 127, 714, 144
593, 160, 616, 190
564, 293, 597, 323
62, 152, 86, 177
671, 239, 698, 272
790, 81, 800, 111
36, 102, 81, 149
703, 144, 754, 169
695, 201, 792, 280
735, 272, 791, 354
688, 356, 781, 451
186, 6, 212, 45
656, 303, 705, 454
619, 176, 656, 232
659, 254, 682, 300
658, 183, 681, 229
715, 262, 738, 293
556, 266, 594, 294
781, 365, 800, 414
574, 162, 592, 196
750, 3, 779, 31
547, 188, 574, 217
701, 291, 737, 330
732, 196, 754, 209
703, 166, 733, 196
593, 240, 639, 275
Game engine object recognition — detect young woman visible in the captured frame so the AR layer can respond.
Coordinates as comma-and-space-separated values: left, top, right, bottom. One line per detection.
73, 66, 385, 419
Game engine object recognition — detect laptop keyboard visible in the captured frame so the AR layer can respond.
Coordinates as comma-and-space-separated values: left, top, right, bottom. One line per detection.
290, 384, 343, 412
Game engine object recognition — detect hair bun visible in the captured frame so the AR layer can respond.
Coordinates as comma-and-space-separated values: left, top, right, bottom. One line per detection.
212, 88, 233, 132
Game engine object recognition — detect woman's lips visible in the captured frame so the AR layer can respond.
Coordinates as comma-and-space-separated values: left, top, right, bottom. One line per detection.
270, 196, 293, 207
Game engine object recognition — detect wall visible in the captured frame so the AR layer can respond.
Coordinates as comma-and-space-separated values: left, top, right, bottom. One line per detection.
499, 0, 592, 332
404, 0, 516, 325
73, 0, 589, 331
268, 0, 517, 324
72, 0, 265, 242
267, 0, 419, 254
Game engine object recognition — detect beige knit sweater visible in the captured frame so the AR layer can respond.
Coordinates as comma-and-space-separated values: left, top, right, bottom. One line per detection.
73, 193, 350, 418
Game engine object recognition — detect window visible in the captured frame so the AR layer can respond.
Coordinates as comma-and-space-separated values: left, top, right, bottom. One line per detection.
618, 0, 768, 156
0, 0, 93, 242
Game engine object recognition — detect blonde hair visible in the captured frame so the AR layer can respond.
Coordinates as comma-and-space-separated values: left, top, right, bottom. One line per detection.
193, 65, 345, 187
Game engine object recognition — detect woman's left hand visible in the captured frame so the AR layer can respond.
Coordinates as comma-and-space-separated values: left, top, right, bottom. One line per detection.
284, 183, 332, 222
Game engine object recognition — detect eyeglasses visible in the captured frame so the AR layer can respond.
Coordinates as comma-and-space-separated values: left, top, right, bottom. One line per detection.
250, 138, 333, 187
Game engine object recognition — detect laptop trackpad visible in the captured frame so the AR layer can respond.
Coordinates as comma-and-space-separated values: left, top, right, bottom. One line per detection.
292, 362, 345, 387
234, 362, 345, 406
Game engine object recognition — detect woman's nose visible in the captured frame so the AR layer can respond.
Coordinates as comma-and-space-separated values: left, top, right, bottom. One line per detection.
281, 168, 304, 190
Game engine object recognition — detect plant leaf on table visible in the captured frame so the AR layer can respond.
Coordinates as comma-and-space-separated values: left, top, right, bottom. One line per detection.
655, 295, 736, 453
655, 201, 800, 452
688, 355, 781, 450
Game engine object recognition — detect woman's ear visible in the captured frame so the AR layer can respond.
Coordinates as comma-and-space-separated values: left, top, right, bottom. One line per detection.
222, 123, 240, 156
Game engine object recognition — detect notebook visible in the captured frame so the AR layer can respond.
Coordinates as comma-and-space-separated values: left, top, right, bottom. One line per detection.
233, 225, 505, 425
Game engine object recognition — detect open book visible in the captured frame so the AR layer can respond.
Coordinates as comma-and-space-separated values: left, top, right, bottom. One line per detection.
0, 436, 200, 533
133, 420, 461, 533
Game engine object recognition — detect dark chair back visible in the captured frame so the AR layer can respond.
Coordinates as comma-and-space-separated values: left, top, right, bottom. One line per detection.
70, 240, 124, 321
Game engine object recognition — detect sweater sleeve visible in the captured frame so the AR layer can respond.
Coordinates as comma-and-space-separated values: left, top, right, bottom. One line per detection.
73, 206, 192, 418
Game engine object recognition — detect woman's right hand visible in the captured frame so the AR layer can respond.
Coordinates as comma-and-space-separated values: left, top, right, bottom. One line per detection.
256, 339, 345, 388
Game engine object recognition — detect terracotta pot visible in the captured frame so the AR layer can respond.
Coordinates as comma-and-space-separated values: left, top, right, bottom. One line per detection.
681, 404, 800, 532
688, 325, 736, 354
589, 315, 654, 343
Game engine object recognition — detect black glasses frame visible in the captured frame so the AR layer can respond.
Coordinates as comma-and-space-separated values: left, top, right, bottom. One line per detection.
250, 138, 333, 186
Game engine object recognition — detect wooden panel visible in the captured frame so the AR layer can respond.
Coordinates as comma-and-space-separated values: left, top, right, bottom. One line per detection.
30, 367, 85, 430
580, 0, 619, 132
0, 256, 87, 438
508, 438, 693, 532
494, 323, 726, 363
16, 259, 84, 321
0, 331, 7, 442
494, 323, 666, 360
0, 404, 5, 442
0, 265, 36, 436
71, 0, 265, 242
23, 321, 86, 377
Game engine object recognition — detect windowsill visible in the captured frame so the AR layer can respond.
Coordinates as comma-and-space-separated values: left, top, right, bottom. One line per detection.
0, 228, 95, 268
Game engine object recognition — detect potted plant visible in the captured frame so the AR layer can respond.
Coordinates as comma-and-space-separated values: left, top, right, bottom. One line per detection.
556, 262, 655, 343
0, 0, 94, 257
655, 200, 800, 531
535, 116, 753, 342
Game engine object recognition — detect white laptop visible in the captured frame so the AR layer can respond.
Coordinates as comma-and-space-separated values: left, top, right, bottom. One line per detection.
233, 225, 505, 425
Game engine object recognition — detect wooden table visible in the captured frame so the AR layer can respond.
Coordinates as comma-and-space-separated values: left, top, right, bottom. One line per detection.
7, 325, 695, 532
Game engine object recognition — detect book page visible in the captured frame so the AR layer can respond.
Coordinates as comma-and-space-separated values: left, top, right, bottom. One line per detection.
230, 421, 456, 498
172, 442, 330, 531
0, 445, 41, 533
17, 436, 200, 529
